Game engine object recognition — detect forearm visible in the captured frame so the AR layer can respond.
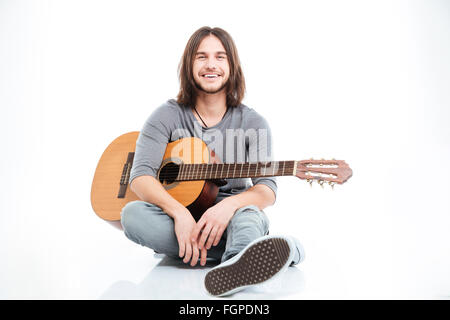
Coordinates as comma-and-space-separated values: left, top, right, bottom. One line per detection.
223, 184, 276, 212
130, 175, 188, 219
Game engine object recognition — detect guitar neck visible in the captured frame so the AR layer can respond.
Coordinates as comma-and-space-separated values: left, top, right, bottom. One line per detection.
176, 161, 297, 181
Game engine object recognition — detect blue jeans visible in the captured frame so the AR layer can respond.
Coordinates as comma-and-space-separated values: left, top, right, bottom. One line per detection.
120, 201, 270, 263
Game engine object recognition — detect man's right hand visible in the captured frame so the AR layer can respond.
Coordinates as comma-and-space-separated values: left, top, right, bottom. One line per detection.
130, 176, 208, 266
173, 210, 208, 266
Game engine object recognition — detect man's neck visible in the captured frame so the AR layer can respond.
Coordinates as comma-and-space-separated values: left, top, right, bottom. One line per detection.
194, 91, 227, 118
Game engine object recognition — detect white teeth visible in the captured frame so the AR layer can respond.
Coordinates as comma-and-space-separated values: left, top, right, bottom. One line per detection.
203, 74, 218, 78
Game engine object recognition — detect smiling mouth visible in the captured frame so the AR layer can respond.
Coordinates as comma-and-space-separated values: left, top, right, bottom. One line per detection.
202, 74, 221, 79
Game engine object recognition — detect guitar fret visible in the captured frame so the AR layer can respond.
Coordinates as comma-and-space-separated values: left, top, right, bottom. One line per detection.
226, 163, 230, 178
178, 164, 184, 181
215, 163, 219, 179
247, 163, 251, 177
220, 163, 224, 179
233, 164, 236, 178
282, 161, 285, 176
255, 162, 258, 177
239, 163, 243, 177
188, 164, 191, 180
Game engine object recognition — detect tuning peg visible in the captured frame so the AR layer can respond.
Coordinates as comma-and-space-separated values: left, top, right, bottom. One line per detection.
328, 181, 335, 190
318, 180, 324, 188
307, 179, 313, 187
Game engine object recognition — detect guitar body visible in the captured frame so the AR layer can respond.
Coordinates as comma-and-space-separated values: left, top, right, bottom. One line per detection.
91, 132, 219, 229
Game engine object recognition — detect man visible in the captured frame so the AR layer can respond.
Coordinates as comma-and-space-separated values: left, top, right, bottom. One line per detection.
120, 26, 305, 297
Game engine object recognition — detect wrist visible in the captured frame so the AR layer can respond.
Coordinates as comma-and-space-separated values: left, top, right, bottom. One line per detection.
222, 195, 241, 212
164, 203, 190, 221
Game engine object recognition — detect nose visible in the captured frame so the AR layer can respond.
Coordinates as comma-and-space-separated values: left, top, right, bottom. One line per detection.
206, 57, 216, 70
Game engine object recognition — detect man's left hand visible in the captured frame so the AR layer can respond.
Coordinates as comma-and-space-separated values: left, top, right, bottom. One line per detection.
191, 198, 238, 250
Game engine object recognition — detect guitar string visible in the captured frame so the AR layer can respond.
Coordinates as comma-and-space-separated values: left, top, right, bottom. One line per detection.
156, 163, 335, 181
158, 165, 297, 173
157, 163, 297, 174
155, 162, 337, 178
158, 164, 298, 180
158, 171, 296, 180
158, 167, 297, 176
158, 164, 297, 175
158, 166, 297, 174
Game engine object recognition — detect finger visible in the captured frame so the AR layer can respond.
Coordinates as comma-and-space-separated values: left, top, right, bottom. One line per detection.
205, 226, 219, 249
191, 218, 207, 243
190, 242, 199, 267
200, 247, 207, 266
178, 239, 185, 258
213, 227, 225, 247
183, 241, 192, 263
198, 224, 213, 250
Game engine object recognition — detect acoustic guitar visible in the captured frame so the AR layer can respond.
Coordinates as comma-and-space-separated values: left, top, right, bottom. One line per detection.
90, 132, 353, 229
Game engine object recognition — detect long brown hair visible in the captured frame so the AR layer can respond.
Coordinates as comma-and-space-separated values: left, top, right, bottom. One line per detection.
176, 26, 246, 108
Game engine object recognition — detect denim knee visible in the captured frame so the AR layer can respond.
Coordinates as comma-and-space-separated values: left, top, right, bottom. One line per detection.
120, 200, 179, 256
120, 200, 151, 231
230, 205, 270, 235
120, 200, 163, 243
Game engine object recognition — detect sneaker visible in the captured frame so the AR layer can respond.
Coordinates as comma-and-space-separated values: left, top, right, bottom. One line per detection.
291, 237, 306, 265
204, 235, 297, 297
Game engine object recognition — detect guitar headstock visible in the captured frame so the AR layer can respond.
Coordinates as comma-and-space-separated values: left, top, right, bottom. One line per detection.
295, 159, 353, 188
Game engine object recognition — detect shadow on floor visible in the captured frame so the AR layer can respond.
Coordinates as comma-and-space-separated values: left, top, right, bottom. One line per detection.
100, 255, 306, 300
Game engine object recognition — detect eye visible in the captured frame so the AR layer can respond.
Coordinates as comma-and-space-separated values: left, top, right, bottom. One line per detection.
218, 56, 226, 60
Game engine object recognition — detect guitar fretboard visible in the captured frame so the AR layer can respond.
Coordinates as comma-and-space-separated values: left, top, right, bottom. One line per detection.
175, 161, 296, 181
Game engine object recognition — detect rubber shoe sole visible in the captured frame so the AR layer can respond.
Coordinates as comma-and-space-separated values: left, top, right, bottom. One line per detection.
204, 236, 293, 296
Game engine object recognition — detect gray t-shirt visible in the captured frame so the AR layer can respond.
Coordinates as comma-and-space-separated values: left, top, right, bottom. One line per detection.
130, 99, 277, 201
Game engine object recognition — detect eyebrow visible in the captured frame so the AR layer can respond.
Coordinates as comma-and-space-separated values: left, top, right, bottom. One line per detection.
195, 51, 227, 55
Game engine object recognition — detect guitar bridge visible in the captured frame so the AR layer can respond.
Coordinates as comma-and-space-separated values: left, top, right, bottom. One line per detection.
117, 152, 135, 198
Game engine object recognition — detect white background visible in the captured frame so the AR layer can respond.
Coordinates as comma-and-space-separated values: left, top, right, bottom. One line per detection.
1, 0, 449, 299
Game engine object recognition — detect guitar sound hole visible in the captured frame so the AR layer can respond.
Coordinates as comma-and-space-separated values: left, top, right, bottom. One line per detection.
158, 162, 180, 185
